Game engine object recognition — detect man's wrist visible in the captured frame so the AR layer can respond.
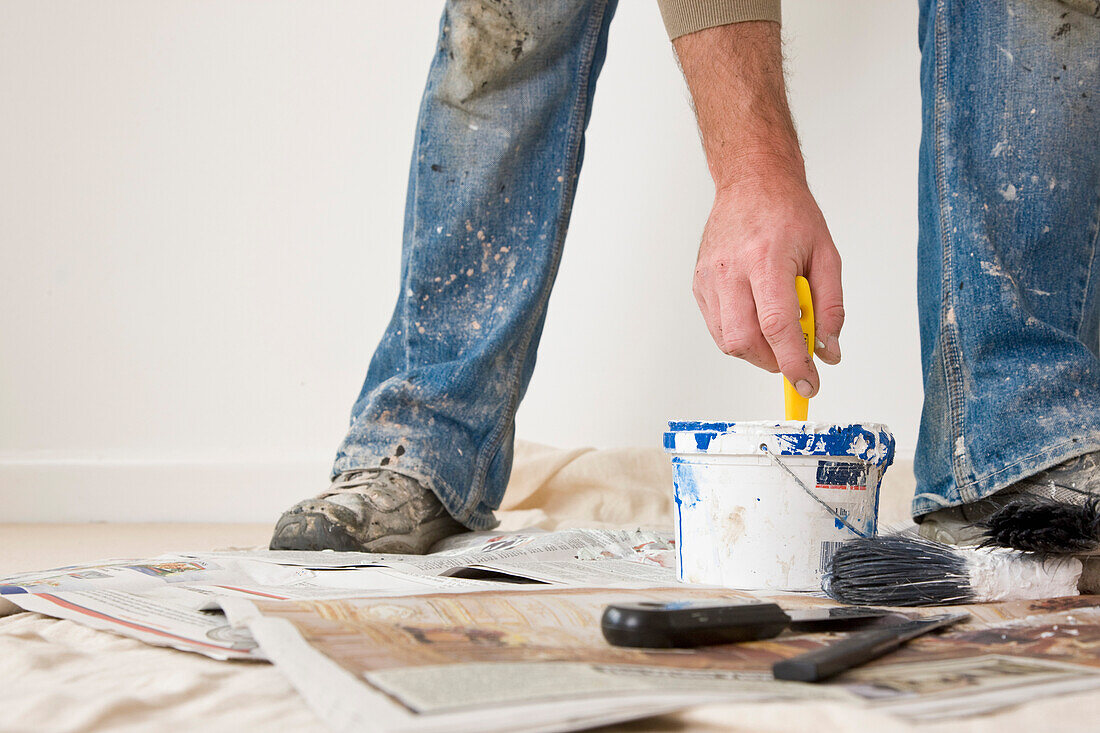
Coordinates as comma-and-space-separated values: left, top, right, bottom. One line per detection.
711, 148, 806, 193
673, 21, 804, 193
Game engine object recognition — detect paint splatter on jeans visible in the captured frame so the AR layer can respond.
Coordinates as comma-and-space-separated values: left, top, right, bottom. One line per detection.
332, 0, 618, 530
914, 0, 1100, 517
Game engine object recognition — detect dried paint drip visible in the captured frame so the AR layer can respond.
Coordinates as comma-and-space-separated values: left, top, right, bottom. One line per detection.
664, 421, 895, 592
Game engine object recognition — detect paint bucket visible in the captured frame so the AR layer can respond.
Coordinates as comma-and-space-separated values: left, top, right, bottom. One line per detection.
663, 421, 895, 591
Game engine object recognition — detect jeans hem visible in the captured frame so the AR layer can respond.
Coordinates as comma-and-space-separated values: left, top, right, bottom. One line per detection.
911, 434, 1100, 519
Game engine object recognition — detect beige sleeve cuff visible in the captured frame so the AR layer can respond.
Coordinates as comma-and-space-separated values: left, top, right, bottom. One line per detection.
656, 0, 781, 40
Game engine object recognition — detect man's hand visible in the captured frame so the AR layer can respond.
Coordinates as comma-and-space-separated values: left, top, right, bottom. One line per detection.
674, 21, 843, 398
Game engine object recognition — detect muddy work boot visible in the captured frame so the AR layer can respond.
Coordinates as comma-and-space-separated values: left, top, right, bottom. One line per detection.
270, 469, 464, 554
918, 451, 1100, 546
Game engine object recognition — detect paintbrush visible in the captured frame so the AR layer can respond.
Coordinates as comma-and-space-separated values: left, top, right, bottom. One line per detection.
980, 494, 1100, 554
823, 534, 1082, 606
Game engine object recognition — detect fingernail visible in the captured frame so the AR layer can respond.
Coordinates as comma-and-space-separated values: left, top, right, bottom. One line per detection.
815, 338, 826, 351
795, 379, 814, 398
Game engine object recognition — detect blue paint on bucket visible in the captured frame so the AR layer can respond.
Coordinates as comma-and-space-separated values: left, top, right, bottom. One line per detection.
671, 459, 704, 580
664, 421, 896, 472
671, 459, 700, 507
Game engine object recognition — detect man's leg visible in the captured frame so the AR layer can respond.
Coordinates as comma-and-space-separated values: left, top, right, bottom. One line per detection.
914, 0, 1100, 537
272, 0, 619, 551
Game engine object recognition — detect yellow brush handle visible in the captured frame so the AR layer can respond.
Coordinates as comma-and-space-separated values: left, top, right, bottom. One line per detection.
784, 276, 815, 421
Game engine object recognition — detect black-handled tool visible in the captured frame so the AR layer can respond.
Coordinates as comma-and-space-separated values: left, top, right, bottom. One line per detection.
601, 601, 896, 649
772, 612, 969, 682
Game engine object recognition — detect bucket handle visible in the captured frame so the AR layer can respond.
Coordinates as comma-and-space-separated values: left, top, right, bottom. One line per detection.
758, 443, 873, 539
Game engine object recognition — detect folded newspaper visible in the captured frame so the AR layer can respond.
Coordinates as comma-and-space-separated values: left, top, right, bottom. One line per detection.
4, 528, 1100, 732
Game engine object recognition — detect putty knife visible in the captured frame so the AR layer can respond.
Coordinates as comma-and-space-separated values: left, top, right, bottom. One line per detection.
772, 611, 969, 682
784, 275, 815, 421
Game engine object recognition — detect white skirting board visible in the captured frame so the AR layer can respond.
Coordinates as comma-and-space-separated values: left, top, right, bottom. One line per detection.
0, 450, 918, 524
0, 458, 330, 523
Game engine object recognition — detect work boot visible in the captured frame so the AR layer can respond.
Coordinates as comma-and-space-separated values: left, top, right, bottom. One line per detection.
270, 469, 464, 554
918, 451, 1100, 546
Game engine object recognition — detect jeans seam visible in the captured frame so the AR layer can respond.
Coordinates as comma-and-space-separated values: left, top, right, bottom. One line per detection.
912, 492, 957, 511
459, 0, 610, 521
931, 0, 974, 502
1076, 208, 1100, 338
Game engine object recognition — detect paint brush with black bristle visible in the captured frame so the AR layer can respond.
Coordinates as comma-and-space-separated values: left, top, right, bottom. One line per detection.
824, 533, 1082, 607
980, 494, 1100, 554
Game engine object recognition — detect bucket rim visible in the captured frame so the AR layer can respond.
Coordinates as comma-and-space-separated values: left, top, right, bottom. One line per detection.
662, 420, 895, 470
666, 419, 888, 432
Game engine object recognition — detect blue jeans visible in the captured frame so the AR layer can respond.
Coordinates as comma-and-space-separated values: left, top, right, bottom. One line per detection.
914, 0, 1100, 517
333, 0, 618, 529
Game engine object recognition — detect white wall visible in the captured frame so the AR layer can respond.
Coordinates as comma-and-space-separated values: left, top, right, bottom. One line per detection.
0, 1, 922, 522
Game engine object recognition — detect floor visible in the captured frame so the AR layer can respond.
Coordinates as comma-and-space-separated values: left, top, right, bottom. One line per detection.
6, 461, 1097, 733
0, 523, 272, 577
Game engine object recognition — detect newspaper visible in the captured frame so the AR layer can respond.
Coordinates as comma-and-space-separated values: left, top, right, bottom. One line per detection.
0, 556, 298, 659
203, 528, 677, 577
0, 529, 677, 660
7, 527, 1100, 730
9, 586, 263, 660
228, 584, 1100, 731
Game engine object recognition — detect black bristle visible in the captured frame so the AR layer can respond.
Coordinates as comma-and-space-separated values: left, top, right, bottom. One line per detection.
979, 495, 1100, 554
824, 535, 973, 606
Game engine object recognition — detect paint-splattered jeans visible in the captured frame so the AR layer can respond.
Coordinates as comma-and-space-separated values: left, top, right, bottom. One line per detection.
333, 0, 619, 529
914, 0, 1100, 518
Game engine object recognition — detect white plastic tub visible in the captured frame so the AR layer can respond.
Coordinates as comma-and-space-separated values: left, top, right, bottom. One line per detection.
664, 421, 895, 591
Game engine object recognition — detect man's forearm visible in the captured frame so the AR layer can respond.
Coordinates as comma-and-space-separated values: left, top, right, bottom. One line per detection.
673, 21, 803, 191
673, 18, 843, 387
